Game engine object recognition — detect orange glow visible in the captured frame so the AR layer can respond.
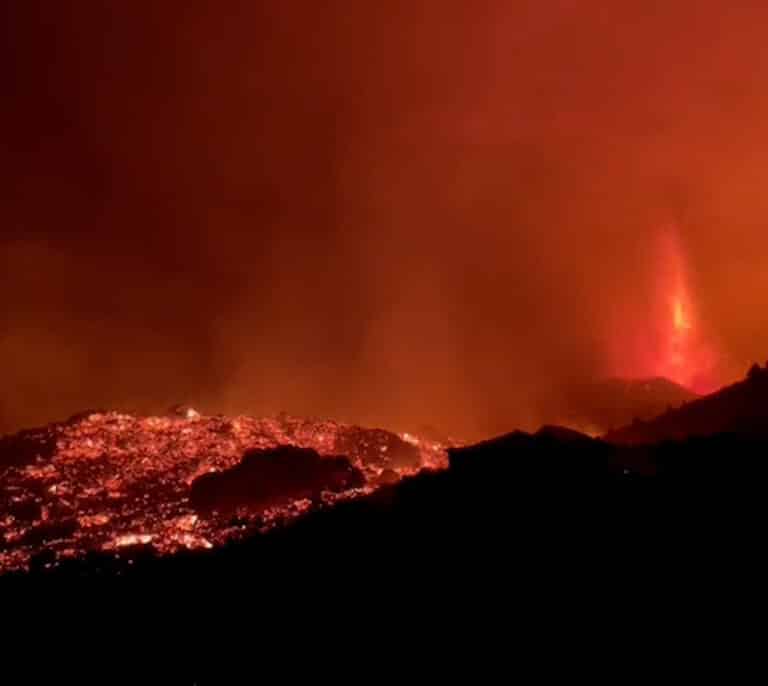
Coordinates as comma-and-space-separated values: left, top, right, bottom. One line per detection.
0, 412, 447, 574
673, 299, 690, 334
658, 226, 718, 391
608, 224, 719, 393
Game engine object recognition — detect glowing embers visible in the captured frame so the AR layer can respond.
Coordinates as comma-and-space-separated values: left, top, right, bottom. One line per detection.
0, 411, 447, 574
111, 533, 154, 549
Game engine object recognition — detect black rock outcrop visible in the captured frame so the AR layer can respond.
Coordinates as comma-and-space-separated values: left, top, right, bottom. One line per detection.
190, 445, 365, 515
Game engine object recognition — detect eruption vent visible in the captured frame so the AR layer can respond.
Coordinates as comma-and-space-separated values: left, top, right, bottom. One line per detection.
609, 224, 718, 393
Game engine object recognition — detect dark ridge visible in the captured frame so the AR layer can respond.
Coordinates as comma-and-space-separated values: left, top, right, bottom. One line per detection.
535, 424, 594, 442
605, 363, 768, 444
553, 376, 698, 433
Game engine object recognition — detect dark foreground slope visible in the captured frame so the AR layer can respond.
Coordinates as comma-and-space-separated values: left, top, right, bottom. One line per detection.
553, 376, 698, 433
606, 363, 768, 444
5, 422, 767, 672
8, 424, 766, 590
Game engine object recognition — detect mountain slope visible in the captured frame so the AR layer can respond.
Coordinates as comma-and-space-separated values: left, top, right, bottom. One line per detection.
605, 364, 768, 444
552, 376, 698, 433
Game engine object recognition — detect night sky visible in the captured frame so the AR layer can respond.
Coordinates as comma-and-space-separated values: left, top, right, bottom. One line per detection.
3, 1, 768, 437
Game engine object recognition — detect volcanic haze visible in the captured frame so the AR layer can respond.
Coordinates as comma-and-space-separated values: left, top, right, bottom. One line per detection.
2, 1, 767, 439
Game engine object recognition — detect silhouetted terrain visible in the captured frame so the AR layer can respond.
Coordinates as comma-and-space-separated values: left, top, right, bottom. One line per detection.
190, 446, 365, 515
8, 422, 765, 587
5, 367, 768, 652
554, 376, 698, 433
605, 364, 768, 444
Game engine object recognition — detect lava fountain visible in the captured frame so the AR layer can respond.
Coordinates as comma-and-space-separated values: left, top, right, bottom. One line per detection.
608, 224, 718, 393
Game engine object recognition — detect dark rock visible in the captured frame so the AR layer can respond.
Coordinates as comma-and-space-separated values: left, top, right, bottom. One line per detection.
29, 548, 57, 572
21, 518, 79, 546
535, 425, 593, 443
190, 445, 365, 515
7, 499, 42, 522
0, 428, 58, 469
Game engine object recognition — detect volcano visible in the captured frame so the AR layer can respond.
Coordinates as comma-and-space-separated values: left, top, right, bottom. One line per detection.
8, 374, 767, 591
5, 363, 768, 580
604, 362, 768, 444
607, 225, 720, 395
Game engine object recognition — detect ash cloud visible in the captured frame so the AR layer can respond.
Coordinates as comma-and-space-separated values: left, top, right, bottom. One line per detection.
2, 2, 768, 438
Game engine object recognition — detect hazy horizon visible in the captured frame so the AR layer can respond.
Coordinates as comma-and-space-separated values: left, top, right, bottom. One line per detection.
3, 2, 767, 438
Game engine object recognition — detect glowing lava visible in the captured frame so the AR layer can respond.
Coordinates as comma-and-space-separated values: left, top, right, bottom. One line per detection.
609, 224, 718, 394
0, 412, 448, 574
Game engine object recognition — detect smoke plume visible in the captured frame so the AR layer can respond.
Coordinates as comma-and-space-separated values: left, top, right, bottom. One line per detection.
2, 2, 767, 438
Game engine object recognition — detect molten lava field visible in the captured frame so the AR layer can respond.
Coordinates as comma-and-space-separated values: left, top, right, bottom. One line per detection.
0, 411, 447, 574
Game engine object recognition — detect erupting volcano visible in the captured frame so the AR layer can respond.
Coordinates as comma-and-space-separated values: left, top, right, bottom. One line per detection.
609, 224, 719, 395
6, 5, 768, 639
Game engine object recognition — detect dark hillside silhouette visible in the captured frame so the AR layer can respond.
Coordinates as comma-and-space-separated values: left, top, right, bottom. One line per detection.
605, 364, 768, 444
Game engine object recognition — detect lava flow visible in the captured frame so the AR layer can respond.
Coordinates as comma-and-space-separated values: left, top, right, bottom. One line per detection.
0, 411, 447, 574
609, 224, 718, 394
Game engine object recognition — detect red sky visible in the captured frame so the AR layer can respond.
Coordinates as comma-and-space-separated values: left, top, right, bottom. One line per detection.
2, 2, 768, 437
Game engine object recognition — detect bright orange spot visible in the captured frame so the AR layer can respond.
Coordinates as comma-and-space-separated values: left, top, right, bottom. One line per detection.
673, 298, 690, 333
608, 223, 719, 393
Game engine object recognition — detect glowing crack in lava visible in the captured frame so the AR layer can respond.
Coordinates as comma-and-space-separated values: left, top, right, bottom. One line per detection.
609, 224, 718, 394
